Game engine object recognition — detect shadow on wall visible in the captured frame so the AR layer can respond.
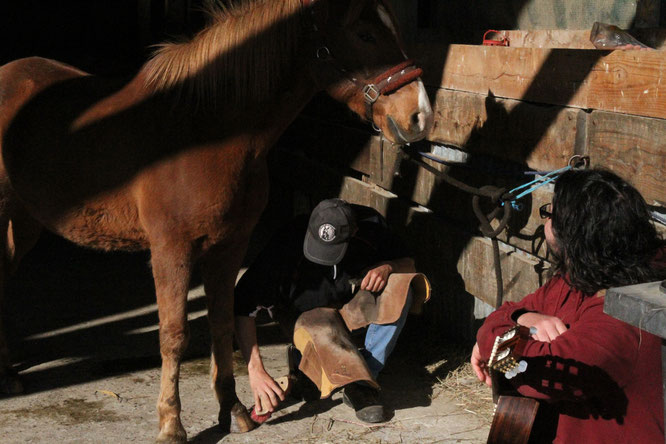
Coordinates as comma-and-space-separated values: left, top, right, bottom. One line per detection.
0, 0, 660, 396
260, 0, 660, 361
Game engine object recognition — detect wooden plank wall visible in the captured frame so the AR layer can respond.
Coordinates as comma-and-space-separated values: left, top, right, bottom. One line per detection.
437, 46, 666, 120
264, 23, 666, 342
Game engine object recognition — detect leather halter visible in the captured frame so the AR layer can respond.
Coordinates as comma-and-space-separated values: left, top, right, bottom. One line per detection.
301, 0, 423, 122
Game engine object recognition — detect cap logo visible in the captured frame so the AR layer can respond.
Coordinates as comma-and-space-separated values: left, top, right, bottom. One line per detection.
318, 223, 336, 242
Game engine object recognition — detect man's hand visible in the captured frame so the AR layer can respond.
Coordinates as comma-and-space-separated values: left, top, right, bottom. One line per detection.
471, 343, 492, 387
248, 365, 285, 414
360, 263, 392, 293
517, 312, 568, 342
235, 315, 285, 413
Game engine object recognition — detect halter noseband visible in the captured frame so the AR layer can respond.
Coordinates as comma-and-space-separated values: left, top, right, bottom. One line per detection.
301, 0, 423, 122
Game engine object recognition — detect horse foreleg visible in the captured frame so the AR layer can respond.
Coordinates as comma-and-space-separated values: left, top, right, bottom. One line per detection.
151, 241, 192, 443
0, 238, 20, 394
0, 209, 42, 394
200, 243, 255, 433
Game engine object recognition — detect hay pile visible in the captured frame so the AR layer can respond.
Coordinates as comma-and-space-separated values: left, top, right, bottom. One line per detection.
426, 347, 495, 424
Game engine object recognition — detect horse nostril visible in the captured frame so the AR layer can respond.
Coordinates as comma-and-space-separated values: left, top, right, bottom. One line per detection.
410, 111, 423, 131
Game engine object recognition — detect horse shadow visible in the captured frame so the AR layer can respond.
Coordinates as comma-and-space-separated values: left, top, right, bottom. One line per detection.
4, 231, 176, 393
4, 229, 293, 395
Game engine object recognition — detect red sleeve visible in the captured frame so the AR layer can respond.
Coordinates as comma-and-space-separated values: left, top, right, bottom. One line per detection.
476, 278, 555, 359
513, 297, 641, 402
477, 275, 642, 403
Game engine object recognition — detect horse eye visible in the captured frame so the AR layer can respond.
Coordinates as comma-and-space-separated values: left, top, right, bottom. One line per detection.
357, 32, 376, 43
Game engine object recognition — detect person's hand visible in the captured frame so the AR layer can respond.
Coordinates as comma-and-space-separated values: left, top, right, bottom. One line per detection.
360, 263, 392, 292
471, 343, 492, 387
248, 365, 284, 414
517, 312, 568, 342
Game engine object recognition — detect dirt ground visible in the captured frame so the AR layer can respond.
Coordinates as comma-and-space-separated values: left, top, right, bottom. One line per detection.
0, 234, 493, 443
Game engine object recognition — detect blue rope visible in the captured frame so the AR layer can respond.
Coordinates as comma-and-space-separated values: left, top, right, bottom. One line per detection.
506, 165, 572, 210
416, 149, 585, 211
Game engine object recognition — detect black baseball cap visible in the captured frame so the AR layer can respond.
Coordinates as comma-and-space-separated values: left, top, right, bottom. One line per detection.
303, 199, 357, 266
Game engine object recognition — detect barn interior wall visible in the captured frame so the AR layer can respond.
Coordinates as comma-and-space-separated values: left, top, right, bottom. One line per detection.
2, 1, 664, 347
262, 0, 666, 344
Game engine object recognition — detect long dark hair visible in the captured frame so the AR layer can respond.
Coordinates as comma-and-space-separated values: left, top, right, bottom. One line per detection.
550, 168, 665, 294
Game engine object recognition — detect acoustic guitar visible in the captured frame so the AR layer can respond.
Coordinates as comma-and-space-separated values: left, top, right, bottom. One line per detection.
486, 325, 540, 444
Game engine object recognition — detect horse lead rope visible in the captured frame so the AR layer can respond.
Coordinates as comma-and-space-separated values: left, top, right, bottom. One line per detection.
399, 145, 589, 308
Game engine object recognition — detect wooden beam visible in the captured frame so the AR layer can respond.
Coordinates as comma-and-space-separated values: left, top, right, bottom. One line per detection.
457, 235, 547, 308
437, 45, 666, 120
428, 88, 580, 172
587, 110, 666, 207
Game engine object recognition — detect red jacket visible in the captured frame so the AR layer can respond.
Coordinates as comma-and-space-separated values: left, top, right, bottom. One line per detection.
477, 275, 664, 443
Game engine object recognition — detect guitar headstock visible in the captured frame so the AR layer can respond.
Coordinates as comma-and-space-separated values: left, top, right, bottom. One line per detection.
488, 325, 533, 379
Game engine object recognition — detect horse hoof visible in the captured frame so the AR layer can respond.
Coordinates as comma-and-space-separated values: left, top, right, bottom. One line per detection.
228, 401, 257, 433
0, 372, 24, 395
156, 418, 187, 443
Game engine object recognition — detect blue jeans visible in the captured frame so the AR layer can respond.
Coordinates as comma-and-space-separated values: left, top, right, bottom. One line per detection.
360, 288, 413, 379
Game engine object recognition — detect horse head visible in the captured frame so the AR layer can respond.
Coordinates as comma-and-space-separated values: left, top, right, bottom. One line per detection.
304, 0, 433, 144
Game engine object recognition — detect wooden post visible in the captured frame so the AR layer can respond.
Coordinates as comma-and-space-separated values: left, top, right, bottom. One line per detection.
604, 281, 666, 444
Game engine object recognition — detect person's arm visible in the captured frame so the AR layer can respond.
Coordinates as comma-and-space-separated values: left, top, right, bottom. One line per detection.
360, 257, 415, 292
508, 301, 641, 402
471, 313, 568, 386
516, 311, 568, 343
235, 316, 284, 413
472, 278, 563, 386
472, 279, 642, 403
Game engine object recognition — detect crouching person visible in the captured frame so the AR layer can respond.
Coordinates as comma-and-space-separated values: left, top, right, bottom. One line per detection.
472, 169, 665, 443
234, 199, 430, 423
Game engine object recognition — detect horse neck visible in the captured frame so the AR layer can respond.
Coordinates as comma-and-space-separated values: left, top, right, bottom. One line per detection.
141, 0, 309, 111
240, 73, 318, 155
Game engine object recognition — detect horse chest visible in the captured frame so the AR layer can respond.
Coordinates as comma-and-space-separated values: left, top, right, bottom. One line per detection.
197, 159, 270, 239
134, 147, 270, 243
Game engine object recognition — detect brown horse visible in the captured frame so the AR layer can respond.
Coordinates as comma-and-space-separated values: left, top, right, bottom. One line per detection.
0, 0, 432, 441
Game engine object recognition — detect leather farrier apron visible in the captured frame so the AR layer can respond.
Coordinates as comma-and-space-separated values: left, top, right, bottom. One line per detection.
292, 272, 431, 398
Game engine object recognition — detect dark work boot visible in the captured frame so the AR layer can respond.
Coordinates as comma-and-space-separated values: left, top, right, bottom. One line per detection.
342, 382, 387, 423
286, 345, 320, 402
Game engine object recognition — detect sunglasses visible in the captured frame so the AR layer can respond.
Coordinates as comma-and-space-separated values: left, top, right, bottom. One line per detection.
539, 203, 552, 219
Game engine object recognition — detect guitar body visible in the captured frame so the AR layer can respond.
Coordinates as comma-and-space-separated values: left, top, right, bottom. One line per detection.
487, 395, 539, 444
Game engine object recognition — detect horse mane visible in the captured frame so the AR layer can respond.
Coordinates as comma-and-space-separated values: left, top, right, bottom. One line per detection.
143, 0, 302, 107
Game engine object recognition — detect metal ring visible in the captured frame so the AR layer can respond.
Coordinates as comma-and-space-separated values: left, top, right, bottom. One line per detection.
316, 46, 331, 60
568, 154, 590, 169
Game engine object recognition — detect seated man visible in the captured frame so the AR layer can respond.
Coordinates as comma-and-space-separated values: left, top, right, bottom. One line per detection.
234, 198, 428, 423
472, 168, 665, 443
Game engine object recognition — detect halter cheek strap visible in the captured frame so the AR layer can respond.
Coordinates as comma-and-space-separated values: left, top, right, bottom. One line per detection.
301, 0, 423, 122
362, 60, 423, 122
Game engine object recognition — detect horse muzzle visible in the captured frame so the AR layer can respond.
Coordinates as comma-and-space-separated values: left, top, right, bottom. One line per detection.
386, 112, 431, 144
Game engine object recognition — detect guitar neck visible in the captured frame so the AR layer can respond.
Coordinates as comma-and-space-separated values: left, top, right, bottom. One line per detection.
486, 325, 540, 444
